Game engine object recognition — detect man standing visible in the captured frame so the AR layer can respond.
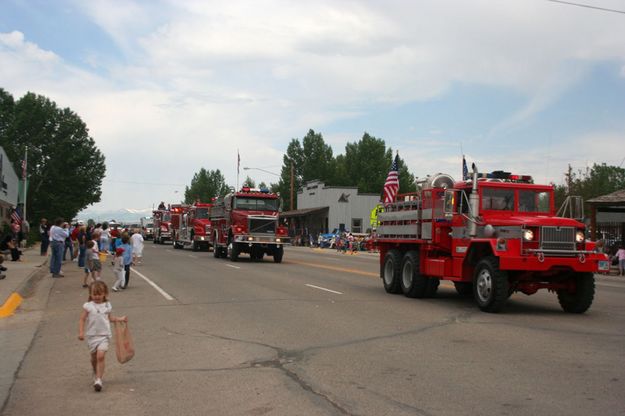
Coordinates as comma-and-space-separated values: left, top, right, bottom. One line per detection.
49, 218, 69, 277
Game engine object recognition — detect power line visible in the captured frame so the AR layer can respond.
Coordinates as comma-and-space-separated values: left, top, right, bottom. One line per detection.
546, 0, 625, 15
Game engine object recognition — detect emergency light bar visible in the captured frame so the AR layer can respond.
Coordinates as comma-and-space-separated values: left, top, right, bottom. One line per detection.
476, 170, 533, 183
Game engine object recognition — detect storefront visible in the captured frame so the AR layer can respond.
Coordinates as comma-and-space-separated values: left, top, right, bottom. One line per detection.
0, 146, 19, 230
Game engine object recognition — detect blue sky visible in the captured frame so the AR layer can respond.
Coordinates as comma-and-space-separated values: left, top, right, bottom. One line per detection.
1, 0, 624, 212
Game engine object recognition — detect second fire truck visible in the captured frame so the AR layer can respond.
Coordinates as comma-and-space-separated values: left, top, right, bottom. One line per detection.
152, 208, 173, 244
375, 165, 609, 313
209, 187, 289, 262
171, 202, 213, 251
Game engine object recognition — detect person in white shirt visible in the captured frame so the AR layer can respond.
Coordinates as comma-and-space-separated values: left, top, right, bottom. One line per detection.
49, 218, 69, 277
130, 232, 144, 265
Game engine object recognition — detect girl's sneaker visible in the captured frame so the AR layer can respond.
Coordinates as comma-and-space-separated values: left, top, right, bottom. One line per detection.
111, 287, 119, 292
94, 378, 102, 392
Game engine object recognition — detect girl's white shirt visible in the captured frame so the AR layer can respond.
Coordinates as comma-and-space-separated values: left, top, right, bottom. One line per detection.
83, 301, 112, 336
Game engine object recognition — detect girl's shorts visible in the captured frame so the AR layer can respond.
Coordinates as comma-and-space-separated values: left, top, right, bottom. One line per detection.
91, 259, 102, 272
87, 335, 110, 353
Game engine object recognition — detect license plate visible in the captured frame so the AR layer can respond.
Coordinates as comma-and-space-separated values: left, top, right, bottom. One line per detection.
598, 260, 609, 271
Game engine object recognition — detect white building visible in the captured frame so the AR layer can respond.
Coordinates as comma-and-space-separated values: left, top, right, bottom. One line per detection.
281, 180, 381, 242
0, 146, 19, 226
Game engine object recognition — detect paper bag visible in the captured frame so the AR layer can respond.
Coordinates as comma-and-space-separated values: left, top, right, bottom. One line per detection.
113, 321, 135, 364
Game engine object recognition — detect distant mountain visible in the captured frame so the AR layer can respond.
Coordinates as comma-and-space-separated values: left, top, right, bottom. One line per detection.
76, 208, 153, 224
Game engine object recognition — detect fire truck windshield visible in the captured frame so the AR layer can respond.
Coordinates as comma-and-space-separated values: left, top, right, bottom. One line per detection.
234, 197, 279, 211
482, 188, 514, 211
519, 190, 550, 213
162, 213, 171, 221
195, 208, 209, 219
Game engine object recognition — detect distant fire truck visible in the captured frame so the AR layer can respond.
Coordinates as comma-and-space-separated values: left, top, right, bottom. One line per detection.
171, 202, 213, 251
209, 187, 289, 262
152, 208, 173, 244
375, 165, 609, 313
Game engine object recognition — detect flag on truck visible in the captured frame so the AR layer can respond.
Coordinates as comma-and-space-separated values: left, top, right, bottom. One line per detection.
11, 207, 22, 224
462, 155, 469, 180
383, 154, 399, 204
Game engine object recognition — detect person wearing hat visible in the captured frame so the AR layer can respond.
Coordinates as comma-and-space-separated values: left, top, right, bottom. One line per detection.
111, 247, 125, 292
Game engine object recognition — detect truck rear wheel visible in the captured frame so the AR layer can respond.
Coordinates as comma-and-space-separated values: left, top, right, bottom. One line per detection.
400, 251, 428, 298
473, 256, 509, 313
557, 272, 594, 313
382, 250, 402, 294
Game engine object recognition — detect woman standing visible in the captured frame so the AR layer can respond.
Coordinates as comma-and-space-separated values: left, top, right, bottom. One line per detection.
39, 218, 50, 256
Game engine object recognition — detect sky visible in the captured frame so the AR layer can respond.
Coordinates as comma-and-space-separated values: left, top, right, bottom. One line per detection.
1, 0, 625, 214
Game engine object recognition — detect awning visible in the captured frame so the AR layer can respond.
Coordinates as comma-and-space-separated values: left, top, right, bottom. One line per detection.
280, 206, 329, 218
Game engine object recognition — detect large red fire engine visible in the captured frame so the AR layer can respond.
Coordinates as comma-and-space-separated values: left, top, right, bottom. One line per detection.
376, 165, 609, 313
152, 208, 173, 244
171, 202, 213, 251
209, 187, 289, 262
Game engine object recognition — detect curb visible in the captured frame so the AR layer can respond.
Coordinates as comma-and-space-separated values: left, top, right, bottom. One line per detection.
0, 260, 48, 319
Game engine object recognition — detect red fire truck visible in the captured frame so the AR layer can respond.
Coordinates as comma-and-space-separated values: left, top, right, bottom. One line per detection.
209, 187, 289, 262
152, 208, 173, 244
172, 202, 213, 251
376, 165, 610, 313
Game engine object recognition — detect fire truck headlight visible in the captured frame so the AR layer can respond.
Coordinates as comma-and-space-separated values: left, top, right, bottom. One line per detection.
576, 231, 585, 243
276, 238, 281, 243
523, 229, 534, 241
247, 237, 254, 241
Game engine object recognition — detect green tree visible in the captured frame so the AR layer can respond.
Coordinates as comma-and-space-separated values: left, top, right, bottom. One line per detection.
554, 163, 625, 210
184, 168, 229, 203
0, 90, 106, 222
242, 175, 256, 188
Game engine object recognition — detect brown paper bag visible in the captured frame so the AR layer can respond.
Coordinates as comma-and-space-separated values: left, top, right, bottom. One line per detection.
113, 321, 135, 364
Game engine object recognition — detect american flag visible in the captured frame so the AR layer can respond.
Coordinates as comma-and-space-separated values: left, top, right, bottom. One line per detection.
237, 150, 240, 175
11, 207, 22, 224
462, 155, 469, 181
383, 154, 400, 204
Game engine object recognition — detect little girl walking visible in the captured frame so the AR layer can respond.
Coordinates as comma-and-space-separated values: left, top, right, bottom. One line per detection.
78, 281, 127, 392
111, 247, 125, 292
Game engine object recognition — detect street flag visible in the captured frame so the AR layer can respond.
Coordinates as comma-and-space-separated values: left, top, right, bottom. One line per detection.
383, 154, 400, 204
462, 155, 469, 181
11, 207, 22, 224
237, 150, 240, 175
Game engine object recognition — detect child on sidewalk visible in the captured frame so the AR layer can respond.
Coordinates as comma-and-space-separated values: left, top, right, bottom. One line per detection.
111, 247, 125, 292
77, 281, 127, 392
82, 240, 95, 288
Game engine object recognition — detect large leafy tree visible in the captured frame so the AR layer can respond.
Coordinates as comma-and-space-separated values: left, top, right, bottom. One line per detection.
184, 168, 229, 203
0, 89, 106, 222
554, 163, 625, 209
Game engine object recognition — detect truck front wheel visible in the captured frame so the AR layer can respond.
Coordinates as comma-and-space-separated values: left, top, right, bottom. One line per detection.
473, 257, 509, 313
228, 241, 239, 262
382, 250, 402, 294
273, 246, 283, 263
400, 251, 427, 298
557, 272, 594, 313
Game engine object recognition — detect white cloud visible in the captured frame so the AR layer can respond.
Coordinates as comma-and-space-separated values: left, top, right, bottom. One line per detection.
2, 1, 625, 211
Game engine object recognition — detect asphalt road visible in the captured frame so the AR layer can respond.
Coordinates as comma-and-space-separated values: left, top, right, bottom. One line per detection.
3, 244, 625, 416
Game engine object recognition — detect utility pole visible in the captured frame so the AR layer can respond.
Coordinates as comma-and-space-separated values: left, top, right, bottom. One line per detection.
290, 161, 294, 211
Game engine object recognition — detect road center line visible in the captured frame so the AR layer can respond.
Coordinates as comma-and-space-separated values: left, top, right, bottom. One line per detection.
130, 268, 175, 301
305, 284, 343, 295
226, 264, 241, 269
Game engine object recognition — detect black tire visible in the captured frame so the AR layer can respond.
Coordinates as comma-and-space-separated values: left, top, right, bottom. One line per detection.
381, 250, 402, 294
473, 256, 509, 313
425, 277, 440, 298
454, 282, 473, 297
273, 246, 283, 263
557, 272, 595, 313
228, 241, 239, 262
400, 251, 428, 298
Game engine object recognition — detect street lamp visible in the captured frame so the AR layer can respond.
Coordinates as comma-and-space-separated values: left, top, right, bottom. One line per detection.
243, 163, 295, 211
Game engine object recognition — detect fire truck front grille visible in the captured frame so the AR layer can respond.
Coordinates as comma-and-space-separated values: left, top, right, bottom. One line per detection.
249, 218, 277, 234
540, 226, 575, 252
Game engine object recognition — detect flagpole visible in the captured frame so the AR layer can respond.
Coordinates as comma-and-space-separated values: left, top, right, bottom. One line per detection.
23, 146, 28, 223
236, 149, 240, 190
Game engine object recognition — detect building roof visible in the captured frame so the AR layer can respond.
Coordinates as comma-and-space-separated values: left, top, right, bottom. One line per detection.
587, 189, 625, 205
280, 206, 329, 218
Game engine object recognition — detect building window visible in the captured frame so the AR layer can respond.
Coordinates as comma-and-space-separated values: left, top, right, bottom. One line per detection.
351, 218, 362, 233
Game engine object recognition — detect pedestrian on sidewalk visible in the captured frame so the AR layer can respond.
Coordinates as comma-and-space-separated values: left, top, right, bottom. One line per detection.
39, 218, 50, 256
118, 233, 132, 289
77, 224, 87, 268
615, 245, 625, 276
83, 240, 96, 288
130, 231, 144, 265
77, 281, 127, 392
49, 218, 69, 277
111, 247, 125, 292
0, 235, 22, 261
